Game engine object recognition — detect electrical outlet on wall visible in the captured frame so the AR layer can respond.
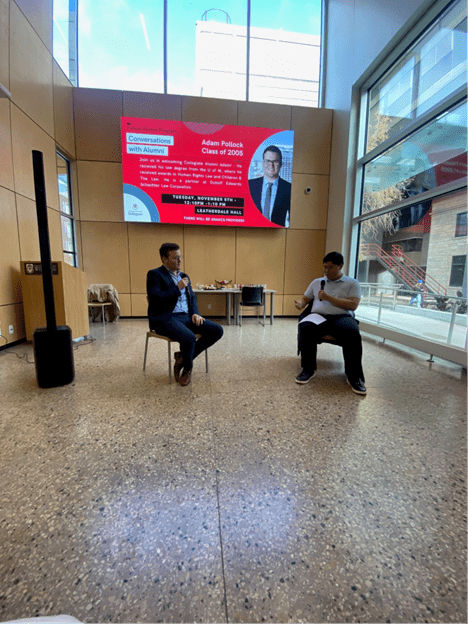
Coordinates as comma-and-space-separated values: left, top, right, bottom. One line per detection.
9, 325, 14, 334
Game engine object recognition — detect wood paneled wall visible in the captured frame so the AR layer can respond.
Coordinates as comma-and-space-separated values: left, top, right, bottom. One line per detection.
74, 90, 333, 318
1, 0, 333, 341
0, 0, 75, 343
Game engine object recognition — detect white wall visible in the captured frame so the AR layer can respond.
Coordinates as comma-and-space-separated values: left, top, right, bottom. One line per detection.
323, 0, 427, 264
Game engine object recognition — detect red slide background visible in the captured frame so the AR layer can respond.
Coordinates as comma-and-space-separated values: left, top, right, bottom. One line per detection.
121, 117, 290, 228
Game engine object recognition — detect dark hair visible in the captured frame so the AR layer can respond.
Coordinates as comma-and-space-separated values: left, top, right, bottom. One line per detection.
263, 145, 282, 165
159, 242, 180, 260
323, 251, 344, 266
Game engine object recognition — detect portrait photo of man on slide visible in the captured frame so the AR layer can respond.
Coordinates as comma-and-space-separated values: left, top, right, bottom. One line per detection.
248, 144, 292, 227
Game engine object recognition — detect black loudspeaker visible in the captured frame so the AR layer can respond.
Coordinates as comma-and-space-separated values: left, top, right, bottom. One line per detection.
32, 150, 75, 388
34, 326, 74, 388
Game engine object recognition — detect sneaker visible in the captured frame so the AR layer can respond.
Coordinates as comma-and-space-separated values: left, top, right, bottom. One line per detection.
179, 369, 192, 386
174, 351, 184, 382
347, 378, 367, 395
295, 369, 316, 384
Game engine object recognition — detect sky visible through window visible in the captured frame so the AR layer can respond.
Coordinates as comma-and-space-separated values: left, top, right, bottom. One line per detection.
74, 0, 321, 97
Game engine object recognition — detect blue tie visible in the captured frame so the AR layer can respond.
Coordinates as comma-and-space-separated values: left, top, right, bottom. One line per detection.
264, 183, 272, 219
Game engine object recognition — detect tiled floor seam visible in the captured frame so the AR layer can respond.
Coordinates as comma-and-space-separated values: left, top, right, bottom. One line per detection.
209, 377, 230, 623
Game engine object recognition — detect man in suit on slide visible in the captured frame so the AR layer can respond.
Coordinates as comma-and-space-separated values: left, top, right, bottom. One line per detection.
249, 145, 291, 227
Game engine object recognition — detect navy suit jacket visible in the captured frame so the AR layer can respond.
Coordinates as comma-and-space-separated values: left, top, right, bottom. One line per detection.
248, 176, 291, 227
146, 265, 199, 326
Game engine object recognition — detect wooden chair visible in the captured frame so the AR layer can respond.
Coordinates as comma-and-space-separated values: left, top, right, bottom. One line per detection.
143, 331, 209, 384
88, 301, 112, 326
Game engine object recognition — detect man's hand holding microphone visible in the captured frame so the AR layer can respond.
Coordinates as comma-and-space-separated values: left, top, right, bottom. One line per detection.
295, 280, 327, 310
177, 275, 204, 326
178, 276, 189, 290
318, 279, 326, 301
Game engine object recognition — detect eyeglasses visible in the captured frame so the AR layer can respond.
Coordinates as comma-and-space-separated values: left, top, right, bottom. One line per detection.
263, 159, 280, 166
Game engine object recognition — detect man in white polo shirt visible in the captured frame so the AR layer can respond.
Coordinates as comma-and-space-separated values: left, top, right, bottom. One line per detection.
294, 251, 366, 395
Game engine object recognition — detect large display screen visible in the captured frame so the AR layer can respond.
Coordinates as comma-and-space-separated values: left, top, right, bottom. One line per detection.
121, 117, 294, 228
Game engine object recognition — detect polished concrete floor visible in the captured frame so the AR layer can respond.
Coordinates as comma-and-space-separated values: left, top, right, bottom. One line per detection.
0, 318, 466, 623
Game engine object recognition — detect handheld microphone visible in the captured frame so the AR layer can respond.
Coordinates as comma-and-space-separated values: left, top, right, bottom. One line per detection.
319, 279, 325, 301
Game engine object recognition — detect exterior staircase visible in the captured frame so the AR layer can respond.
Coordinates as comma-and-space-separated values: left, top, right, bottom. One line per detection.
361, 243, 447, 295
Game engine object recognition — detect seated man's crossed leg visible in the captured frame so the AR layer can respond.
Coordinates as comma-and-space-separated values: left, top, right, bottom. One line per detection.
147, 243, 224, 386
151, 313, 223, 383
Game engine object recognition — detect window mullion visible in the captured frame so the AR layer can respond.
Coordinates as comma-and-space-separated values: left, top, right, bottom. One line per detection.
357, 84, 467, 167
353, 177, 467, 226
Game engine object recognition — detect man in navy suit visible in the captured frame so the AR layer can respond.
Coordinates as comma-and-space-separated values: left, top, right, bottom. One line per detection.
147, 243, 224, 386
248, 145, 291, 227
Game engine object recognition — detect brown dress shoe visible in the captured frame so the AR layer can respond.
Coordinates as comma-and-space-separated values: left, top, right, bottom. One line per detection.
178, 369, 192, 386
174, 351, 183, 382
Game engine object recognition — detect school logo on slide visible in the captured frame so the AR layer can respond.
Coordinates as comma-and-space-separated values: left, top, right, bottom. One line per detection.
123, 184, 160, 222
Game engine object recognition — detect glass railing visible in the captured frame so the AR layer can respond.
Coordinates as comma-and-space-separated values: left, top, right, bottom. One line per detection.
357, 283, 467, 348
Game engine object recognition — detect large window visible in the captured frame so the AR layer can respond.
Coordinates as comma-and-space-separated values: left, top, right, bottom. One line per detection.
53, 0, 78, 85
77, 0, 164, 92
191, 4, 247, 100
350, 0, 467, 355
366, 0, 467, 152
57, 153, 78, 268
53, 0, 322, 107
249, 0, 321, 106
362, 101, 466, 215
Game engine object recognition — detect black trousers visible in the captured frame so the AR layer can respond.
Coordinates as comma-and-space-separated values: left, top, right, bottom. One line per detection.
150, 313, 223, 372
298, 314, 365, 382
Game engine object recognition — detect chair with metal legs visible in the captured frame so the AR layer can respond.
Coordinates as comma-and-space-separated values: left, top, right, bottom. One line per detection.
143, 331, 209, 383
239, 286, 265, 326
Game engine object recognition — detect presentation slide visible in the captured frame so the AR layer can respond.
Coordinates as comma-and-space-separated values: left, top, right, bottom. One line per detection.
121, 117, 294, 228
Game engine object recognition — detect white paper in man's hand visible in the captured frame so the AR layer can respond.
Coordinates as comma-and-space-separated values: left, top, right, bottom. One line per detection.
299, 313, 326, 325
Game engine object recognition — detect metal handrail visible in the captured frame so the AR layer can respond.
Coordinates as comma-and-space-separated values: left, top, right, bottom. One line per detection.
361, 243, 447, 295
359, 283, 466, 312
391, 244, 447, 295
362, 243, 422, 288
358, 283, 467, 351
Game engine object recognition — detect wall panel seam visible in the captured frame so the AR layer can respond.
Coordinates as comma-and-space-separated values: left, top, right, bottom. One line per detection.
10, 101, 56, 142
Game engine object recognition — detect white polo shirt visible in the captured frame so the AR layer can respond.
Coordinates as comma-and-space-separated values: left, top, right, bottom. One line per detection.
304, 274, 361, 316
